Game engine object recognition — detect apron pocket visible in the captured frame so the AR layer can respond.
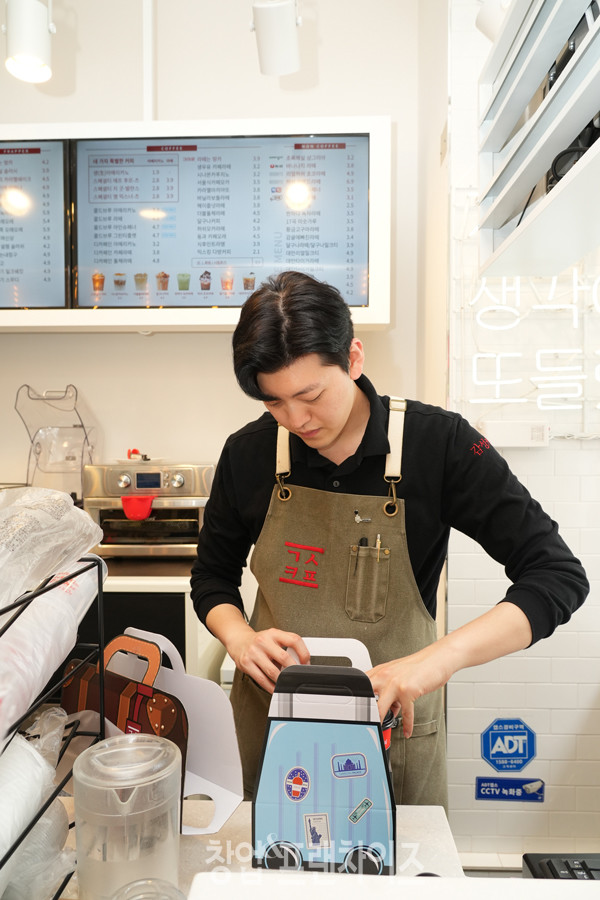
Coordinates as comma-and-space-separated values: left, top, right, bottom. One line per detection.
396, 717, 439, 739
345, 544, 390, 623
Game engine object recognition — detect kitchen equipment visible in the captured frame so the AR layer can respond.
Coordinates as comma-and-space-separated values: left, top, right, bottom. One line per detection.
14, 384, 96, 501
83, 461, 214, 558
73, 734, 181, 900
121, 495, 157, 520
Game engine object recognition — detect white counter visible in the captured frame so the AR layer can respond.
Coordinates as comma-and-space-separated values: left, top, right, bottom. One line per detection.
180, 801, 464, 883
188, 871, 600, 899
60, 800, 464, 897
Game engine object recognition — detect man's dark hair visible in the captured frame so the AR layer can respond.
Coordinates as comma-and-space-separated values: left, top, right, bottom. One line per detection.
232, 270, 354, 400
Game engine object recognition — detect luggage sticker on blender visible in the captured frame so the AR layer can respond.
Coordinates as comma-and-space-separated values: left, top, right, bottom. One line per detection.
331, 752, 367, 778
349, 797, 373, 824
284, 766, 310, 801
304, 813, 331, 849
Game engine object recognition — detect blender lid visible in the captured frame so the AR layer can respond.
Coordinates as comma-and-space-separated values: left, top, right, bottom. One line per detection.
73, 733, 180, 788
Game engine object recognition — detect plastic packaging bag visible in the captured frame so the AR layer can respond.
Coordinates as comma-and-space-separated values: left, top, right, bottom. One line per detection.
25, 706, 68, 768
1, 710, 76, 898
2, 798, 75, 900
0, 486, 103, 614
0, 555, 107, 750
0, 734, 55, 896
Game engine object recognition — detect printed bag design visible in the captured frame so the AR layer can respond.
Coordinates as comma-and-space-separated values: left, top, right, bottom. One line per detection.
61, 633, 189, 789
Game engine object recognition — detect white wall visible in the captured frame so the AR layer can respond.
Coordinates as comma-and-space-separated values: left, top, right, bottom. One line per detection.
0, 0, 452, 483
446, 0, 600, 862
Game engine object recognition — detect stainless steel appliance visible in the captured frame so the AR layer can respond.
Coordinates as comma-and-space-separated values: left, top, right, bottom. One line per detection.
83, 460, 214, 558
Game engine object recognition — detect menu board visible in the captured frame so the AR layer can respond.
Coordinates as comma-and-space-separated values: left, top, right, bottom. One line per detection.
73, 134, 369, 308
0, 141, 67, 309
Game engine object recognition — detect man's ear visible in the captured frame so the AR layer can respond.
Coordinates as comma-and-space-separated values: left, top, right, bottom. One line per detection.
348, 338, 365, 380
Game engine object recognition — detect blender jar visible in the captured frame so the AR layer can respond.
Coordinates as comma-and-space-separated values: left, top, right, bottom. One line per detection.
73, 734, 181, 900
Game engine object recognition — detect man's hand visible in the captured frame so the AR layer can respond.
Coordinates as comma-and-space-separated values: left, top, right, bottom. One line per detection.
206, 603, 310, 692
228, 625, 310, 692
367, 602, 533, 737
367, 645, 449, 738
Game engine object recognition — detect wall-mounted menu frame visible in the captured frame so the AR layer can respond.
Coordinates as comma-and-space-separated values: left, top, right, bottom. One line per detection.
0, 139, 69, 309
73, 133, 369, 310
0, 117, 391, 332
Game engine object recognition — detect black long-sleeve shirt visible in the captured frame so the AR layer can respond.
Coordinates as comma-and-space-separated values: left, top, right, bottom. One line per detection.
191, 375, 588, 643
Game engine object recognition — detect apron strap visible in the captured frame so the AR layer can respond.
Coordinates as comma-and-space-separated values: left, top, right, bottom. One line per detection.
276, 424, 291, 476
275, 399, 407, 480
385, 396, 406, 481
275, 425, 292, 500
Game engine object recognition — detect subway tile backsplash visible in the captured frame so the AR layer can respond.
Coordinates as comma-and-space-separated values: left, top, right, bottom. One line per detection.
446, 441, 600, 854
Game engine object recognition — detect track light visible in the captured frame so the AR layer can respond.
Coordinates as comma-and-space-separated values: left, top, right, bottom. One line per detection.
3, 0, 55, 83
251, 0, 301, 76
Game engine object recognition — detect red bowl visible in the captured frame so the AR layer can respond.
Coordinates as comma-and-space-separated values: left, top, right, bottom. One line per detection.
121, 495, 156, 520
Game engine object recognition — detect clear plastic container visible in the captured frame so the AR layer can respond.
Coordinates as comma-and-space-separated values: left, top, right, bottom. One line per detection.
73, 735, 181, 900
110, 878, 185, 900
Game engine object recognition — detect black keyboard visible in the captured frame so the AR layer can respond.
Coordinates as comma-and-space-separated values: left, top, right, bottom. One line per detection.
523, 853, 600, 880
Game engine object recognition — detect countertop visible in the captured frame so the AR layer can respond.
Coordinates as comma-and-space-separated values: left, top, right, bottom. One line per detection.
60, 799, 464, 897
103, 557, 193, 592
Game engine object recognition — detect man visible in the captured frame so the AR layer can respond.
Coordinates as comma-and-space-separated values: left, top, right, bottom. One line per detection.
191, 270, 588, 807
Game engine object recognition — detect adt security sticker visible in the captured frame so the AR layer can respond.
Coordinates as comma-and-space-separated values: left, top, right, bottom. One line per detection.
476, 776, 545, 802
481, 718, 536, 771
284, 766, 310, 801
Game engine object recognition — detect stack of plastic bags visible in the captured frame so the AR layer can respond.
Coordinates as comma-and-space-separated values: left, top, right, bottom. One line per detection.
0, 487, 106, 750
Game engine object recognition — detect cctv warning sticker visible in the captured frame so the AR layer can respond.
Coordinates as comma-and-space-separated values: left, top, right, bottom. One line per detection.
475, 776, 545, 802
284, 766, 310, 801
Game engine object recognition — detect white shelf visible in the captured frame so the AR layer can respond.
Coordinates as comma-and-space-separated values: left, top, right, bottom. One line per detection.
478, 0, 600, 276
479, 0, 590, 152
480, 130, 600, 276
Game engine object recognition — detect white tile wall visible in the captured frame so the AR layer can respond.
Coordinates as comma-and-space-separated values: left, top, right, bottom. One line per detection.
447, 0, 600, 858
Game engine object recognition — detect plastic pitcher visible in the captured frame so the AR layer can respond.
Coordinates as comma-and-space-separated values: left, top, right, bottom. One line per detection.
73, 734, 181, 900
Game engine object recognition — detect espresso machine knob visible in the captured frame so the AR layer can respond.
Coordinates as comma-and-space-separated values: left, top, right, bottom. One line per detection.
171, 473, 185, 488
118, 473, 131, 489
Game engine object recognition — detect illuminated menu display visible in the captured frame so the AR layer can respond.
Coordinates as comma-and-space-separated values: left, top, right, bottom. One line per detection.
74, 134, 369, 308
0, 141, 67, 308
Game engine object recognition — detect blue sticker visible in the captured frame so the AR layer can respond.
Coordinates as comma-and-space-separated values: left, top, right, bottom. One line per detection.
331, 753, 367, 778
481, 718, 536, 771
284, 766, 310, 801
476, 776, 545, 802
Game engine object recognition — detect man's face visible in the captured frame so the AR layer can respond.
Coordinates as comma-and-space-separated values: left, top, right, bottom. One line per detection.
256, 341, 365, 458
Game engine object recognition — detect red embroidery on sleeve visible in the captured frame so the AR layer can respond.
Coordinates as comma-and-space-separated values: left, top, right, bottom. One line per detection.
470, 437, 491, 456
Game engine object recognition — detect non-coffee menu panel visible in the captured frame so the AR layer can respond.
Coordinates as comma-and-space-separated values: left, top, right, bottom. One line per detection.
74, 134, 369, 308
0, 141, 67, 309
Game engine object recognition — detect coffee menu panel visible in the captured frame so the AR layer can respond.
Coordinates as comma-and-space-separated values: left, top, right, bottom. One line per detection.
0, 141, 67, 309
74, 134, 369, 308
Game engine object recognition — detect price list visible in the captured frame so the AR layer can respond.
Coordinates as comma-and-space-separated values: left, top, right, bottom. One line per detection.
0, 141, 67, 308
75, 135, 369, 308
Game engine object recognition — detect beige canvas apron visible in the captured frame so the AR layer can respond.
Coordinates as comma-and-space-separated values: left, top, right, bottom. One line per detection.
230, 398, 447, 808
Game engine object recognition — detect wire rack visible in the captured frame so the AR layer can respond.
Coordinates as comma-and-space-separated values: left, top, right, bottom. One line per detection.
0, 557, 106, 899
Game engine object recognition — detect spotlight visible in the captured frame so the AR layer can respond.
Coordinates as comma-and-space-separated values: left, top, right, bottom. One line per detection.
251, 0, 301, 76
3, 0, 55, 84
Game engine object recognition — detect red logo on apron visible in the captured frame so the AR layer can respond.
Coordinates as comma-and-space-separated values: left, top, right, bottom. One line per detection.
279, 541, 324, 589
